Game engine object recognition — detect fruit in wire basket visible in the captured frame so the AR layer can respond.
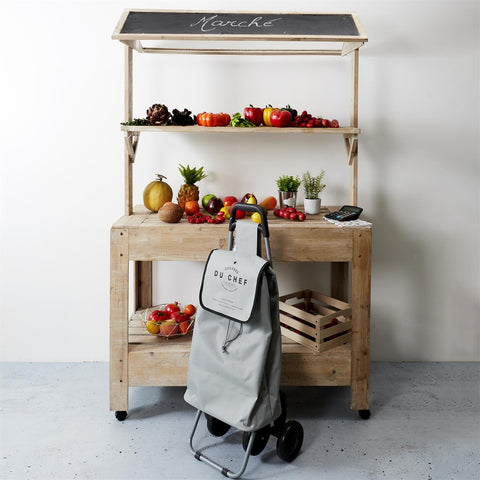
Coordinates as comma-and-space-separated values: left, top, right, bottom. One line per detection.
184, 304, 196, 316
146, 321, 161, 335
165, 302, 180, 316
177, 164, 207, 210
159, 319, 179, 336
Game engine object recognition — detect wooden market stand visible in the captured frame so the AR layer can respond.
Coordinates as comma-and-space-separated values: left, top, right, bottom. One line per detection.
110, 10, 371, 421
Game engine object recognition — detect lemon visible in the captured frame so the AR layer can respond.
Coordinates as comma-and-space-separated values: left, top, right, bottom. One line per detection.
146, 321, 160, 335
251, 212, 261, 224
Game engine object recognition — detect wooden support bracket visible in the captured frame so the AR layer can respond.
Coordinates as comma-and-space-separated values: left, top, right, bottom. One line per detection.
124, 132, 140, 162
344, 136, 358, 166
342, 42, 364, 56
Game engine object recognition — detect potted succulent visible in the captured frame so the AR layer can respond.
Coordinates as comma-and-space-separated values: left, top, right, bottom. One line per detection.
276, 175, 301, 209
302, 170, 326, 214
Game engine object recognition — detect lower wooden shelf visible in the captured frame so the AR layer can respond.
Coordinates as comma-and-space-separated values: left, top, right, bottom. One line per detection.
128, 319, 351, 388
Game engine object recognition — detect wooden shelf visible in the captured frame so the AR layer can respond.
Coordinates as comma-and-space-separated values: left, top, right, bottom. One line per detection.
128, 315, 352, 387
121, 124, 360, 135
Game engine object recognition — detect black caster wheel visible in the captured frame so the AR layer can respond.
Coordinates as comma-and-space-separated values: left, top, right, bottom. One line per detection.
115, 411, 127, 421
273, 391, 287, 432
205, 414, 231, 437
276, 420, 303, 463
359, 409, 371, 420
243, 425, 271, 456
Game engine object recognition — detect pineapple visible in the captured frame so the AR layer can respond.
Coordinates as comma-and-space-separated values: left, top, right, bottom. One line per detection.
177, 164, 207, 210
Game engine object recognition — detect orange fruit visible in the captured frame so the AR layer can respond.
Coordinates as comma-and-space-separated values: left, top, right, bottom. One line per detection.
146, 321, 160, 335
184, 200, 200, 215
184, 304, 196, 316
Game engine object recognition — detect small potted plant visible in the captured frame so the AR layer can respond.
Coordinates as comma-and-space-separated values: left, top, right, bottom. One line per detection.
276, 175, 301, 209
302, 170, 326, 214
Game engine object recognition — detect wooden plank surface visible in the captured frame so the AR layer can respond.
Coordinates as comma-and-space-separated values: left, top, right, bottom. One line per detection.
111, 207, 368, 262
350, 229, 371, 410
121, 125, 361, 135
127, 335, 351, 387
110, 229, 129, 412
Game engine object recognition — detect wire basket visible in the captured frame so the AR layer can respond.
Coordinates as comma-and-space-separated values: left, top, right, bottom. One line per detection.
135, 304, 196, 338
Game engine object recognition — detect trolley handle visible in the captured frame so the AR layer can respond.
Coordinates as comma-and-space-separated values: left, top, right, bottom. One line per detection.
229, 203, 270, 238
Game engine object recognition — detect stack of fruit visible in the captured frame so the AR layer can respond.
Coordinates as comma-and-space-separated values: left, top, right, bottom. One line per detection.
145, 302, 196, 337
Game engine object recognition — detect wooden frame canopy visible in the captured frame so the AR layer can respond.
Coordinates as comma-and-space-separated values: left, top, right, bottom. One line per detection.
112, 9, 368, 55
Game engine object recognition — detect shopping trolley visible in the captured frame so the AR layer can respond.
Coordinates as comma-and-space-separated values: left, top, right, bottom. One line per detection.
184, 203, 303, 478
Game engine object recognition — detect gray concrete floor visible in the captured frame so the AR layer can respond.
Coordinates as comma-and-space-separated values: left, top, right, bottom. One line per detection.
1, 362, 479, 480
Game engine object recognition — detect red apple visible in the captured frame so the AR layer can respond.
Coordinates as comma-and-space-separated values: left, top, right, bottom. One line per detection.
165, 302, 180, 316
171, 312, 190, 323
206, 197, 223, 214
240, 193, 257, 204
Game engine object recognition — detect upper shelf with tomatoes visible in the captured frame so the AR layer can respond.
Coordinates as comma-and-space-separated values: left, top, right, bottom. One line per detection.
121, 104, 360, 135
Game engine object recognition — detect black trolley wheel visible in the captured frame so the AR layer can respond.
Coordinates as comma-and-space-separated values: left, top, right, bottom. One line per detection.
115, 411, 127, 421
276, 420, 303, 463
359, 409, 371, 420
242, 425, 271, 456
205, 413, 231, 437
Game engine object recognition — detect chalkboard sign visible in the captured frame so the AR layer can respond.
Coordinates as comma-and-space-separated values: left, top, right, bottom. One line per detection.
113, 10, 367, 42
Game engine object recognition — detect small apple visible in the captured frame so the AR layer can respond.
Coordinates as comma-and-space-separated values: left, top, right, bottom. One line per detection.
223, 196, 238, 207
241, 193, 257, 204
202, 194, 216, 210
206, 197, 223, 214
165, 302, 180, 316
171, 311, 190, 323
159, 319, 179, 336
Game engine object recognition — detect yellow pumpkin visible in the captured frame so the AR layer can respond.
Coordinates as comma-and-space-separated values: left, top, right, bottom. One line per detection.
143, 174, 173, 212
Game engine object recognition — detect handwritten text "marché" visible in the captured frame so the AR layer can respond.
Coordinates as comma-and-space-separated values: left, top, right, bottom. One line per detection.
190, 15, 282, 33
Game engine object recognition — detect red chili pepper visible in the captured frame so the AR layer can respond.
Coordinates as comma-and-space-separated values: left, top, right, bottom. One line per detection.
243, 105, 264, 126
270, 109, 292, 128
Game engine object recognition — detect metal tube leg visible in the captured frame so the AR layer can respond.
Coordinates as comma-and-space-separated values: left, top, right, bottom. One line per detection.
188, 410, 257, 478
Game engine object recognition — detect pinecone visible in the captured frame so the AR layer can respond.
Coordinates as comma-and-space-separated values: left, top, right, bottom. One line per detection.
146, 104, 170, 125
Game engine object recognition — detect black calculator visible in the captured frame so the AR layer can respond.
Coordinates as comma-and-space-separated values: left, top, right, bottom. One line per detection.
325, 205, 363, 221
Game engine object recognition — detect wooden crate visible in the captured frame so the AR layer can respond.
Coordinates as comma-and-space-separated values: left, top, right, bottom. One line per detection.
279, 290, 352, 353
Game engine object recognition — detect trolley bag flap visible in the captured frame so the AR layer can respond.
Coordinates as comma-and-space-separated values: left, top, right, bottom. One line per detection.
199, 249, 268, 323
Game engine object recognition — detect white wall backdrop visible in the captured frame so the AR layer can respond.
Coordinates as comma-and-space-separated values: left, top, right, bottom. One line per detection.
1, 0, 479, 361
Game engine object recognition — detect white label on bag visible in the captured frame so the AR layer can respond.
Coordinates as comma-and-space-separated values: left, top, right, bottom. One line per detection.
200, 249, 267, 322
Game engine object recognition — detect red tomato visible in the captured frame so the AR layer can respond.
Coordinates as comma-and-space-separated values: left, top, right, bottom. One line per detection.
297, 212, 306, 222
223, 196, 238, 207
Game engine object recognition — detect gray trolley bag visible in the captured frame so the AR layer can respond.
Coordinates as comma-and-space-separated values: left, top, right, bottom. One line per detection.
184, 203, 303, 478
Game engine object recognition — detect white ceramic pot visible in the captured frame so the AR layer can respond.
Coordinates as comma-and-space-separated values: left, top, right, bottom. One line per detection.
304, 198, 321, 214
